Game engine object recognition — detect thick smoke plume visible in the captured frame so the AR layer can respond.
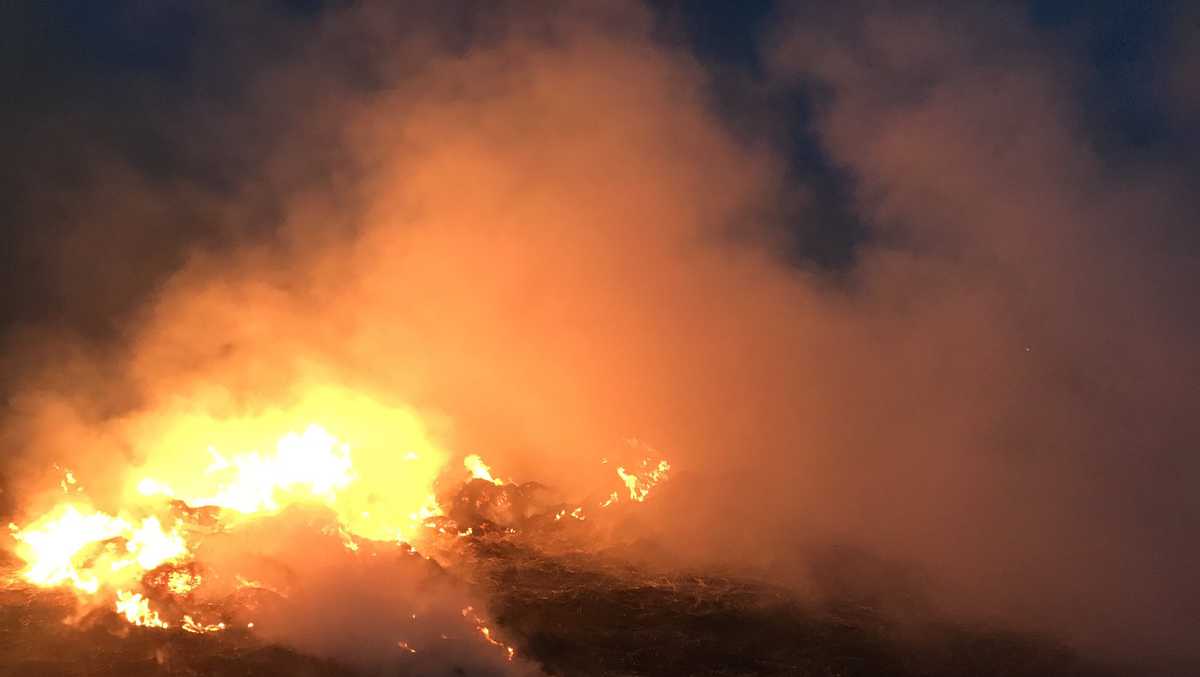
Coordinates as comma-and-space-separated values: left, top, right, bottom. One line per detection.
2, 1, 1198, 673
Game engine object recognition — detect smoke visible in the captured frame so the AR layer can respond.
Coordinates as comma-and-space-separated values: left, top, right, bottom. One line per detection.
2, 0, 1198, 673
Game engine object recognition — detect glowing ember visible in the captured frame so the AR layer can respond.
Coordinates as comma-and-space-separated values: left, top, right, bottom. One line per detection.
181, 615, 227, 634
555, 507, 586, 521
462, 606, 517, 662
166, 569, 203, 595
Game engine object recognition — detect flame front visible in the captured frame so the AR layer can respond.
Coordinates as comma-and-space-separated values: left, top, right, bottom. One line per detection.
12, 505, 186, 594
7, 383, 671, 666
8, 386, 451, 630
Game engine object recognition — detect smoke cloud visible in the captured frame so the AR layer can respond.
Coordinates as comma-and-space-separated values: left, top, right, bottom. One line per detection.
2, 1, 1197, 673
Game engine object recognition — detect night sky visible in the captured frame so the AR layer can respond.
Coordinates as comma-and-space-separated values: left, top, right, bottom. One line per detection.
5, 1, 1191, 334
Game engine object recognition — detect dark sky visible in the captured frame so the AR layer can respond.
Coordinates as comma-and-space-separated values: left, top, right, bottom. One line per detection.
3, 0, 1190, 336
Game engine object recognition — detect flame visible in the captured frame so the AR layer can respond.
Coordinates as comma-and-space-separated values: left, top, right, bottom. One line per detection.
192, 424, 354, 513
615, 459, 670, 502
554, 507, 586, 521
181, 615, 227, 634
11, 505, 186, 594
116, 590, 169, 628
166, 570, 203, 595
9, 386, 452, 631
122, 387, 448, 543
462, 606, 516, 662
10, 382, 674, 644
463, 454, 503, 485
126, 516, 188, 570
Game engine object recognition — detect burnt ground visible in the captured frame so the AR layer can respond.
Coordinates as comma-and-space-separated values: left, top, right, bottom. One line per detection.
0, 540, 1125, 677
469, 540, 1119, 677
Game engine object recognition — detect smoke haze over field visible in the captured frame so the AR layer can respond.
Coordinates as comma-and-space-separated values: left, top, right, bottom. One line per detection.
2, 1, 1198, 673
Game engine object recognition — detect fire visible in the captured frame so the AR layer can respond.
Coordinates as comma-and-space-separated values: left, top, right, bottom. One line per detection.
116, 590, 169, 628
181, 615, 227, 634
463, 454, 503, 485
7, 380, 675, 652
161, 424, 356, 515
122, 386, 449, 543
462, 606, 516, 661
165, 569, 203, 595
126, 516, 188, 570
616, 459, 670, 503
7, 386, 454, 632
11, 505, 187, 594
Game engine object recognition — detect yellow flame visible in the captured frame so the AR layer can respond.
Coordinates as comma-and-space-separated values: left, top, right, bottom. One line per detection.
615, 459, 670, 502
463, 454, 503, 486
116, 590, 169, 628
12, 505, 128, 593
11, 506, 186, 594
122, 387, 449, 543
11, 388, 452, 633
126, 517, 187, 570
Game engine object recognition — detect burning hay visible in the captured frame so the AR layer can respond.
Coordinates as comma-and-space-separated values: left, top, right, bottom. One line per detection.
2, 448, 1118, 677
1, 525, 1120, 677
0, 422, 676, 675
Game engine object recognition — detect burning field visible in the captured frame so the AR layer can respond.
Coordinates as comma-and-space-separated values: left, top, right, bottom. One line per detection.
0, 432, 1112, 677
1, 406, 662, 674
3, 1, 1200, 675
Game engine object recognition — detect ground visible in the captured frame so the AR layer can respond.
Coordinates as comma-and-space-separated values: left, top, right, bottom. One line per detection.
0, 540, 1121, 677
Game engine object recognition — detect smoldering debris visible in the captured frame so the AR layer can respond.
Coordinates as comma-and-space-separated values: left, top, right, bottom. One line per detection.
2, 484, 1127, 677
